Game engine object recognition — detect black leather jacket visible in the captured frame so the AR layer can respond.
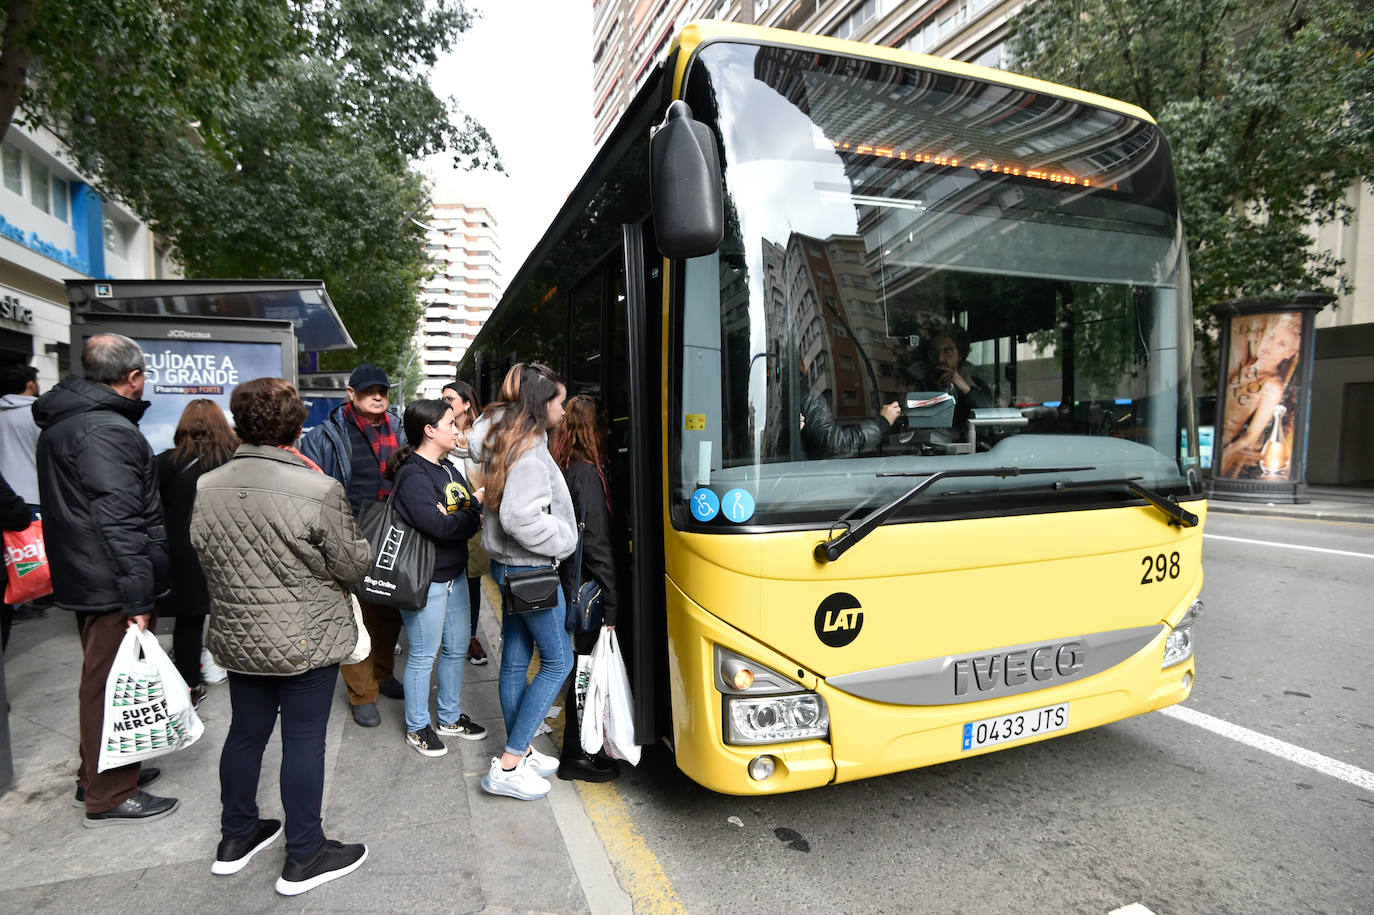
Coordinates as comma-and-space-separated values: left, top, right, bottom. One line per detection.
32, 376, 170, 615
559, 460, 620, 627
800, 392, 892, 458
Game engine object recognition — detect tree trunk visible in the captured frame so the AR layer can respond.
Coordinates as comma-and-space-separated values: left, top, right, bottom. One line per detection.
0, 0, 36, 140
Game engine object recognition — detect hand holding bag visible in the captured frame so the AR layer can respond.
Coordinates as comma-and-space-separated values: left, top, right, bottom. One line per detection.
98, 625, 204, 772
354, 490, 436, 611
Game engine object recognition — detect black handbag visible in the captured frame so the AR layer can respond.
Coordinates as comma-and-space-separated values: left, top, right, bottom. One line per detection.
564, 487, 605, 633
353, 490, 436, 611
502, 565, 562, 614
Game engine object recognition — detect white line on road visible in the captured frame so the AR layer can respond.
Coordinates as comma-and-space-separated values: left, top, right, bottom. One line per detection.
1109, 905, 1157, 915
1159, 705, 1374, 793
1202, 533, 1374, 560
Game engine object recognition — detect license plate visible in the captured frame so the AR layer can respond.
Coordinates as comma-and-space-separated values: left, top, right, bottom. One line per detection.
961, 702, 1069, 751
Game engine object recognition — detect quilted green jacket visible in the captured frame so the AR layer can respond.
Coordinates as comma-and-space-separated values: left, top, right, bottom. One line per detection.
191, 444, 371, 675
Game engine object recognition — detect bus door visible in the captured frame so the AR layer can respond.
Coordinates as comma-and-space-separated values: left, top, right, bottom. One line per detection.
564, 221, 666, 744
620, 219, 667, 743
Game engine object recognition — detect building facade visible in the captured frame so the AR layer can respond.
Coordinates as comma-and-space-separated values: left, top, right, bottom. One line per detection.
1, 121, 174, 389
591, 0, 1373, 483
415, 197, 502, 399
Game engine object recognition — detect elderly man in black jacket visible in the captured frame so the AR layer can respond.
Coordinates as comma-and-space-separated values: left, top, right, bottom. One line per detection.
33, 332, 179, 826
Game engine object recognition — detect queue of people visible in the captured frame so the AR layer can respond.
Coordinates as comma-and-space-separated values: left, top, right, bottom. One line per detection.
13, 337, 627, 897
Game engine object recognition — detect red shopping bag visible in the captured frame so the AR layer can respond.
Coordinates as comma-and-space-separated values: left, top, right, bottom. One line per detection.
4, 521, 53, 604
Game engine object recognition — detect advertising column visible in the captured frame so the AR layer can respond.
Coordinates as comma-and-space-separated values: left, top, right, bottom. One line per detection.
1209, 292, 1334, 503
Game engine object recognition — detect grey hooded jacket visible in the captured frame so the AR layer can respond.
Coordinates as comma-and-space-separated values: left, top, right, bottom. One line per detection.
190, 444, 371, 675
468, 412, 577, 568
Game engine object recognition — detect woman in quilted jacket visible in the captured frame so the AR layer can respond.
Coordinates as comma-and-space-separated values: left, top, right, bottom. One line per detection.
190, 377, 373, 897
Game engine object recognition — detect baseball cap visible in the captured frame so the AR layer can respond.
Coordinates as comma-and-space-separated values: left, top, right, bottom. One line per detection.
348, 363, 391, 390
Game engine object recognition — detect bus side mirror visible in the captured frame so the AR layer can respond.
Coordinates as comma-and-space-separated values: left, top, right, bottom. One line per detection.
650, 100, 723, 259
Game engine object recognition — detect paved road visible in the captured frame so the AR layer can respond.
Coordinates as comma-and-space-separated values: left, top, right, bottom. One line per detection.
578, 512, 1373, 914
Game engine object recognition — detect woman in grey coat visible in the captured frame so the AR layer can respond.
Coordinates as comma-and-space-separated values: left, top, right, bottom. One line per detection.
471, 363, 578, 801
191, 377, 372, 897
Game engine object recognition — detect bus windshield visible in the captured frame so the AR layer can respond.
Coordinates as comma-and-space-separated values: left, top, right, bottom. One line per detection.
673, 41, 1200, 528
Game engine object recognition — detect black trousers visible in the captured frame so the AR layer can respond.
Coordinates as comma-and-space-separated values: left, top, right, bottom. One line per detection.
221, 664, 337, 861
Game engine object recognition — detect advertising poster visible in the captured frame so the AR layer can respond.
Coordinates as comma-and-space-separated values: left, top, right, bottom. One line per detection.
1214, 311, 1303, 480
135, 338, 285, 453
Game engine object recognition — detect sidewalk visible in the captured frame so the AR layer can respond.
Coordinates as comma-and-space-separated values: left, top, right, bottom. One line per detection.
0, 585, 632, 914
1205, 483, 1374, 525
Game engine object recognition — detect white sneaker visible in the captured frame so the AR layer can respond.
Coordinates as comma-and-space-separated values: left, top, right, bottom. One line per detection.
525, 746, 559, 778
480, 757, 550, 800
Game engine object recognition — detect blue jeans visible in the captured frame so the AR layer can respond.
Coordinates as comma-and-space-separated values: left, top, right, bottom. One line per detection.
492, 560, 573, 756
398, 579, 470, 733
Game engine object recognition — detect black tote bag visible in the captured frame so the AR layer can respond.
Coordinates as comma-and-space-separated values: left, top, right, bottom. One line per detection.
353, 490, 436, 611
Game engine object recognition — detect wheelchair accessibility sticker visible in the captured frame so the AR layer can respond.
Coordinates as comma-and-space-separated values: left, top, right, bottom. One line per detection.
690, 488, 720, 522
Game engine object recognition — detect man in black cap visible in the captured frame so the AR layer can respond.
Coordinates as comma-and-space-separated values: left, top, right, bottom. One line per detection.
301, 363, 408, 727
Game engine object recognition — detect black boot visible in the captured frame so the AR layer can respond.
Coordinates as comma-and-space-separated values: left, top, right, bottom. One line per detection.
558, 750, 619, 782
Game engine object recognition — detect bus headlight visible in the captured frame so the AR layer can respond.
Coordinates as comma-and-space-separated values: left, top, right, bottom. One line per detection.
1162, 601, 1201, 668
725, 694, 829, 745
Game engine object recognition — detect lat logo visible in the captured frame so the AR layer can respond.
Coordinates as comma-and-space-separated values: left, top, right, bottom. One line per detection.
814, 592, 863, 647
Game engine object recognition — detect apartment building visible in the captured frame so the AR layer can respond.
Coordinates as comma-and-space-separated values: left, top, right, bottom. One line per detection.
0, 121, 174, 388
415, 198, 501, 399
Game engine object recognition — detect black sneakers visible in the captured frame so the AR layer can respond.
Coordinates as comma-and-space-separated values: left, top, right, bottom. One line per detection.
73, 766, 161, 808
406, 725, 448, 757
211, 818, 283, 875
275, 839, 368, 896
82, 790, 180, 828
436, 713, 488, 740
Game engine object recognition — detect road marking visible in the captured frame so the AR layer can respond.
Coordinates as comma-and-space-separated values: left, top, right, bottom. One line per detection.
1109, 905, 1157, 915
578, 781, 688, 914
1160, 705, 1374, 793
1202, 533, 1374, 560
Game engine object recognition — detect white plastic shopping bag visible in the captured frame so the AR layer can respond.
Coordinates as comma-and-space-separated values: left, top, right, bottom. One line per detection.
580, 630, 610, 755
580, 628, 639, 764
600, 630, 640, 764
98, 625, 205, 772
572, 652, 594, 725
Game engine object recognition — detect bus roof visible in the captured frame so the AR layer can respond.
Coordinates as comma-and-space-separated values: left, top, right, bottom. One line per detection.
667, 20, 1157, 126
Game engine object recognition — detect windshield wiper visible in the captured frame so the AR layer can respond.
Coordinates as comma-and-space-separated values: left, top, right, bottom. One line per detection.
937, 475, 1200, 529
813, 466, 1095, 563
1051, 476, 1199, 528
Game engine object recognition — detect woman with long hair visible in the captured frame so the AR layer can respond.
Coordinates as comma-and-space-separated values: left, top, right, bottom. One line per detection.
551, 395, 622, 782
385, 398, 486, 757
156, 399, 238, 706
473, 363, 577, 800
442, 379, 490, 666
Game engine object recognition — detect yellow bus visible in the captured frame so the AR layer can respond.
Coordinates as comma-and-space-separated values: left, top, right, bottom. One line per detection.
459, 21, 1204, 795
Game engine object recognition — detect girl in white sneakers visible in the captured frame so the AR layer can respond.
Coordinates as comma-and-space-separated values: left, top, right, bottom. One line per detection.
471, 363, 577, 799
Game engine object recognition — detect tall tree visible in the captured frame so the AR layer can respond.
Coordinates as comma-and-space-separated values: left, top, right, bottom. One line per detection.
0, 0, 500, 373
1009, 0, 1374, 359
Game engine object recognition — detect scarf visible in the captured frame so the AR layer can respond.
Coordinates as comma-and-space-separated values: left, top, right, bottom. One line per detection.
277, 444, 323, 474
343, 401, 398, 499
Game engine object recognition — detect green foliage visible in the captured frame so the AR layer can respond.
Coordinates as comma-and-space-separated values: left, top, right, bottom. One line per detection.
1009, 0, 1374, 367
6, 0, 500, 375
